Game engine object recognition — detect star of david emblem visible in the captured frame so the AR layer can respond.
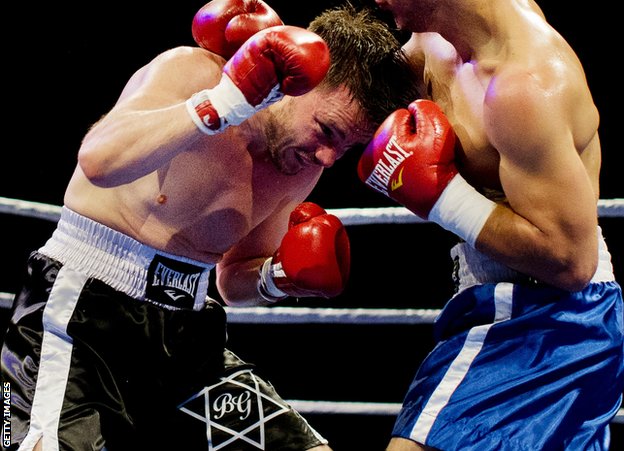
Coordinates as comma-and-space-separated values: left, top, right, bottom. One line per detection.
178, 369, 290, 450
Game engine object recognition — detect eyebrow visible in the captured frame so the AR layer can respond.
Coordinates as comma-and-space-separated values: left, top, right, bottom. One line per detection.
320, 118, 346, 142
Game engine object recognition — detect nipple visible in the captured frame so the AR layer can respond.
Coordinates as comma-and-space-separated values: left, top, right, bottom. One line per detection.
156, 194, 168, 204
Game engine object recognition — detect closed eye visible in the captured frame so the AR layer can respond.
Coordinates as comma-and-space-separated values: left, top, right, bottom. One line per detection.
319, 122, 334, 139
318, 119, 346, 142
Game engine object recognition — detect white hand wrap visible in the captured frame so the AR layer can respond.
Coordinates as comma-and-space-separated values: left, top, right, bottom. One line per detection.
428, 174, 496, 247
186, 74, 284, 135
257, 257, 287, 303
186, 74, 257, 135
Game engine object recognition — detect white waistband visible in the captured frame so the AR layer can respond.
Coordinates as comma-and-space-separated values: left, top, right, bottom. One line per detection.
39, 207, 214, 311
451, 227, 615, 292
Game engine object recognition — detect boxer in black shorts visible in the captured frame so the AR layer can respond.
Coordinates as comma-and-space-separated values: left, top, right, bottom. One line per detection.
1, 1, 420, 449
3, 209, 326, 450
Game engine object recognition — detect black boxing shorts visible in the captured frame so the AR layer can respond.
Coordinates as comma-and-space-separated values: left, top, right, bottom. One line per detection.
1, 207, 328, 450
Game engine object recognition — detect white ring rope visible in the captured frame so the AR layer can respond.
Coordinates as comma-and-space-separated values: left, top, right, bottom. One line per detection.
0, 197, 63, 222
223, 306, 440, 324
286, 400, 401, 415
0, 291, 439, 323
2, 196, 624, 225
284, 400, 624, 424
2, 196, 623, 423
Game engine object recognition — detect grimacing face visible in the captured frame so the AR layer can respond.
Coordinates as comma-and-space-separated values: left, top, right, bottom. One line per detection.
265, 87, 373, 175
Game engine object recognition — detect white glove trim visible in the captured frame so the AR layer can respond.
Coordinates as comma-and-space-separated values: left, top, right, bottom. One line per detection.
186, 90, 217, 134
186, 74, 257, 135
257, 257, 288, 303
428, 174, 496, 247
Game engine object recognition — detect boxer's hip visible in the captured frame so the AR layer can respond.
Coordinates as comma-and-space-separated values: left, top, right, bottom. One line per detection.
39, 206, 215, 311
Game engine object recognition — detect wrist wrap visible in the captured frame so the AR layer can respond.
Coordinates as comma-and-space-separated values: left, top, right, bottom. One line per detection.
428, 174, 496, 247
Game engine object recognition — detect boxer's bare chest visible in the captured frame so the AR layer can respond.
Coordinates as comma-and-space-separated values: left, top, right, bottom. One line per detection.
423, 55, 503, 191
145, 149, 288, 255
68, 143, 305, 263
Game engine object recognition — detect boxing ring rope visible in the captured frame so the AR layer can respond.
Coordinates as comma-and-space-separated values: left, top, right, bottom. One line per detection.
2, 196, 624, 224
2, 195, 624, 424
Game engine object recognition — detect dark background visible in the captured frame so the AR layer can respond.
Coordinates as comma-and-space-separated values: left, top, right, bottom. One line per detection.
1, 1, 622, 449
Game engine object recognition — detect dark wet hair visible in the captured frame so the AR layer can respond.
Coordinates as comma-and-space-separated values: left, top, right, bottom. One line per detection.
308, 3, 420, 126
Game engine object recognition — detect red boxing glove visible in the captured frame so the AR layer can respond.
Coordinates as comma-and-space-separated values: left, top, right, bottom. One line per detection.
186, 25, 330, 134
258, 202, 351, 300
358, 99, 496, 246
358, 99, 458, 218
192, 0, 283, 59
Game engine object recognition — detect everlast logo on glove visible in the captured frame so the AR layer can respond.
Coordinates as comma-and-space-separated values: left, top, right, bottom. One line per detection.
146, 254, 204, 309
363, 135, 413, 195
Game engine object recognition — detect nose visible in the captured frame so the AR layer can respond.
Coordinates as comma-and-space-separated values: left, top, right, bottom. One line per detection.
314, 145, 338, 168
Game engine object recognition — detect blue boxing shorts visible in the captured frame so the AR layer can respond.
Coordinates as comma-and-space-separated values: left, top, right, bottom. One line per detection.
392, 227, 624, 450
1, 207, 328, 451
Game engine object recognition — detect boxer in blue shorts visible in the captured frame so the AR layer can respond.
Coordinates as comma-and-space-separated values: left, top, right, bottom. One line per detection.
0, 2, 420, 449
359, 0, 624, 449
393, 234, 623, 450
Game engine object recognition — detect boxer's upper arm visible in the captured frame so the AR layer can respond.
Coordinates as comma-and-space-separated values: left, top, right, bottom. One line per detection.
115, 46, 224, 110
481, 70, 598, 288
484, 71, 596, 224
